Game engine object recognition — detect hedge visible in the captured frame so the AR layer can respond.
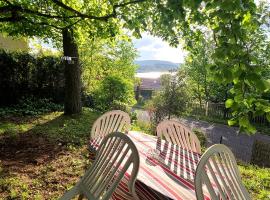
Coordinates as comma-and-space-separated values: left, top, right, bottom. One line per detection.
0, 50, 64, 106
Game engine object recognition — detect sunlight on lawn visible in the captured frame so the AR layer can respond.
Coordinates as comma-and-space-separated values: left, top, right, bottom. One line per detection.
239, 164, 270, 199
0, 108, 99, 145
0, 112, 62, 136
0, 108, 98, 199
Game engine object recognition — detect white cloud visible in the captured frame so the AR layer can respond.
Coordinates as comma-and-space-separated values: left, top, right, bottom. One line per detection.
133, 33, 187, 63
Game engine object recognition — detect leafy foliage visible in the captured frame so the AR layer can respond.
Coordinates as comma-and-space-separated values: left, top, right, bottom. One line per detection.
80, 37, 137, 94
132, 119, 154, 135
146, 72, 189, 124
93, 75, 136, 112
162, 0, 270, 133
113, 0, 270, 134
0, 97, 63, 117
0, 0, 152, 44
79, 37, 137, 112
192, 128, 207, 152
0, 0, 150, 115
1, 0, 270, 131
182, 37, 230, 105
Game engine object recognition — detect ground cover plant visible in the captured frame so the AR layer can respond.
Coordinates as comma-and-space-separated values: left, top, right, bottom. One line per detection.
239, 163, 270, 199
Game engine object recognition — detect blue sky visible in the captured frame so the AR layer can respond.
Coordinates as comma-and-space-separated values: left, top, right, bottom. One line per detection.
133, 33, 187, 63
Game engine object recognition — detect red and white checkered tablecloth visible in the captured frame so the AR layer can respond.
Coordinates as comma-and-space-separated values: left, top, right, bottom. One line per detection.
89, 131, 210, 200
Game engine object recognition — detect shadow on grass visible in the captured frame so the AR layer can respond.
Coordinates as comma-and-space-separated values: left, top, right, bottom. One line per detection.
0, 108, 99, 167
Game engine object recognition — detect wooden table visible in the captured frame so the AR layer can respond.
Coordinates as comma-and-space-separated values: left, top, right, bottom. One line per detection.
89, 131, 205, 200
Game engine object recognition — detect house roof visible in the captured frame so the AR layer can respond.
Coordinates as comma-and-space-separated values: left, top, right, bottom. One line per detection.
138, 78, 161, 90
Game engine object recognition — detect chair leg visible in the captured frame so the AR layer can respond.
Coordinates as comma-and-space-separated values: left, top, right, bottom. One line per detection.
78, 194, 83, 200
59, 185, 80, 200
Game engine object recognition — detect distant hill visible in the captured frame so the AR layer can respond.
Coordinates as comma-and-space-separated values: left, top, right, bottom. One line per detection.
135, 60, 181, 72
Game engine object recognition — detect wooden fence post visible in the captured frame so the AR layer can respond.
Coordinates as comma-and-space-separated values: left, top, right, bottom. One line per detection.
205, 101, 209, 116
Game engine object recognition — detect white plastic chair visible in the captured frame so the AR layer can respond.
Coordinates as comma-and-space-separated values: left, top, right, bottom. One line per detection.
60, 132, 140, 200
91, 110, 131, 139
156, 120, 201, 154
195, 144, 251, 200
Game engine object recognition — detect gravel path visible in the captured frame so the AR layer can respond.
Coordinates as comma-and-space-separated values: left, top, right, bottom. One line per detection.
180, 118, 270, 162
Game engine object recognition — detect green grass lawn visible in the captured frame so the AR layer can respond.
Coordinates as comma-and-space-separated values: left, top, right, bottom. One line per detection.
0, 108, 99, 199
239, 163, 270, 200
0, 109, 269, 199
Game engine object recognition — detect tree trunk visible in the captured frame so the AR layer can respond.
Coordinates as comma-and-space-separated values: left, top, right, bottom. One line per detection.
62, 28, 82, 114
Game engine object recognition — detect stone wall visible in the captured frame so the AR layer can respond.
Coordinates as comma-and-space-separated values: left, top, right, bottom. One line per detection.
251, 138, 270, 167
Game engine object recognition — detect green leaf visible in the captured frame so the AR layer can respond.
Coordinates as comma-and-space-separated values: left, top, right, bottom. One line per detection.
223, 68, 233, 82
242, 12, 251, 25
264, 107, 270, 113
247, 125, 256, 134
266, 113, 270, 122
225, 99, 234, 108
228, 119, 237, 126
263, 80, 270, 92
234, 94, 243, 103
239, 116, 249, 127
238, 116, 256, 134
253, 79, 267, 92
229, 87, 235, 94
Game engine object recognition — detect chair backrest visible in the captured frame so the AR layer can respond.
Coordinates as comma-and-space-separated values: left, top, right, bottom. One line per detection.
80, 132, 140, 200
195, 144, 251, 200
156, 120, 201, 154
91, 110, 131, 139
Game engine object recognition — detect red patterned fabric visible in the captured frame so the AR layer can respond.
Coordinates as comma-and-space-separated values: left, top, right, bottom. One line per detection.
89, 131, 210, 200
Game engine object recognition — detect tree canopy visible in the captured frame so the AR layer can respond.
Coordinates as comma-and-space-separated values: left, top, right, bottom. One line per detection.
1, 0, 270, 132
80, 37, 137, 111
145, 0, 270, 133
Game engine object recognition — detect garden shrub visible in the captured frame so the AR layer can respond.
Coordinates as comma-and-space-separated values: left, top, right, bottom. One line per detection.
132, 120, 154, 135
93, 75, 135, 112
130, 111, 137, 122
192, 128, 207, 152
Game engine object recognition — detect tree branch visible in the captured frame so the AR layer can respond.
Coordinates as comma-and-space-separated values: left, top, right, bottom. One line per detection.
51, 0, 147, 21
0, 5, 79, 19
28, 20, 64, 30
50, 0, 83, 17
0, 14, 64, 30
64, 19, 83, 29
0, 0, 147, 30
51, 0, 115, 20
